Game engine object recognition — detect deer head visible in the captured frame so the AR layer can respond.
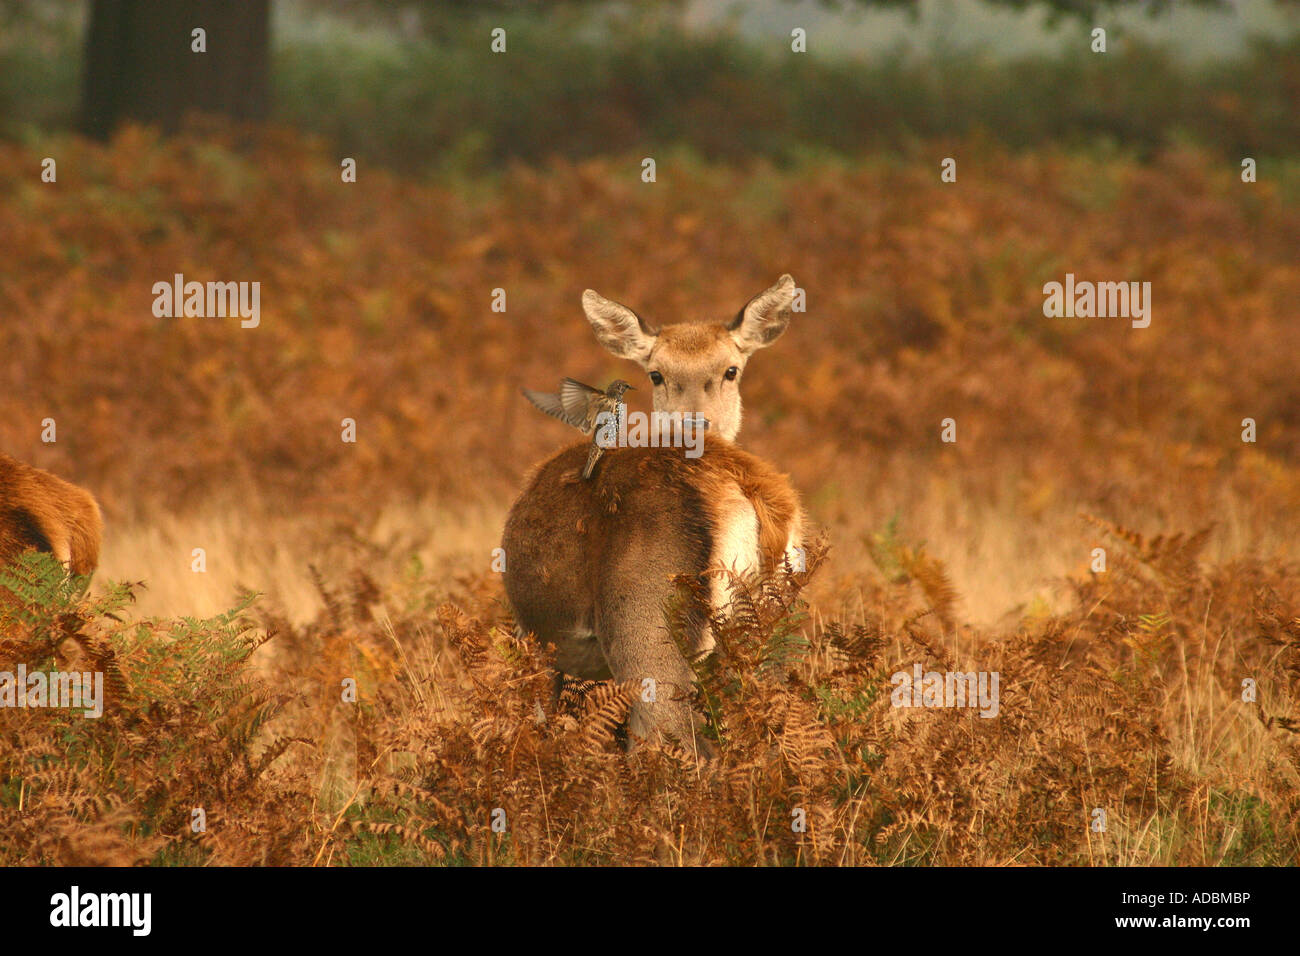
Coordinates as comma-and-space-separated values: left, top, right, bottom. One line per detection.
581, 274, 796, 441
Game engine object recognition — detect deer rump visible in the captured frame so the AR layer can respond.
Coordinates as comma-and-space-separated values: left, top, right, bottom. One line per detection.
0, 454, 102, 577
501, 436, 801, 751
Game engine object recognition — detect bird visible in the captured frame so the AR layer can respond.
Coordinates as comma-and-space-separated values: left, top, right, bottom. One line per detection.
522, 378, 635, 480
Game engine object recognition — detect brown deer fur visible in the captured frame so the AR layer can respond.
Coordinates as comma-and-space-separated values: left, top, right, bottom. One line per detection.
502, 436, 803, 755
0, 454, 102, 577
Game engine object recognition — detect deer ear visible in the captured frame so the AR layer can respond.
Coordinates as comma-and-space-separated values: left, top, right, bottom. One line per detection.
583, 289, 659, 363
729, 274, 795, 354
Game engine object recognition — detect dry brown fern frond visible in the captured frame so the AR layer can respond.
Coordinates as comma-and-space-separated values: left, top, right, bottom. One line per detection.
829, 618, 886, 663
1082, 513, 1213, 584
555, 675, 602, 718
1255, 590, 1300, 659
438, 602, 490, 673
1253, 590, 1300, 734
574, 680, 638, 750
764, 691, 846, 788
900, 610, 954, 672
898, 546, 959, 630
309, 563, 347, 624
34, 806, 164, 867
347, 819, 448, 859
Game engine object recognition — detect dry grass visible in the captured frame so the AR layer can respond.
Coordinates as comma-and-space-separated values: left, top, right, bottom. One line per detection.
96, 499, 504, 625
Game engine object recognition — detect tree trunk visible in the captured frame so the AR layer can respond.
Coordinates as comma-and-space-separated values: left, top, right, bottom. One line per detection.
80, 0, 270, 139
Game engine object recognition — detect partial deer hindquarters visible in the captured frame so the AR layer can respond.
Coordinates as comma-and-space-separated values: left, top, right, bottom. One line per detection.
0, 454, 103, 576
501, 435, 803, 752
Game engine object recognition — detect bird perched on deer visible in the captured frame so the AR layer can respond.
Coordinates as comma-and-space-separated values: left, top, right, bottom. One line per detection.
521, 377, 636, 480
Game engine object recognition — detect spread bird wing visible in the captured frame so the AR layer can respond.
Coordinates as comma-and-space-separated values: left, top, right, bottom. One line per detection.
522, 386, 592, 431
559, 377, 605, 428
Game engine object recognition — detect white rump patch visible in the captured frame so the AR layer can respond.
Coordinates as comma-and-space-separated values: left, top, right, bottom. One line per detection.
696, 484, 761, 659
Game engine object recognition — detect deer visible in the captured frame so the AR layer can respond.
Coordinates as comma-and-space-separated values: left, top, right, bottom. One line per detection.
501, 275, 805, 757
0, 454, 102, 580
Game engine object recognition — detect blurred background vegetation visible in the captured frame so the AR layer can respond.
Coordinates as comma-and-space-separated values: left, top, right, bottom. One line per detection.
2, 0, 1298, 170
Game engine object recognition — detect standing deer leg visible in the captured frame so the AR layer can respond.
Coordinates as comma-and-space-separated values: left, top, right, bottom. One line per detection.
595, 585, 713, 759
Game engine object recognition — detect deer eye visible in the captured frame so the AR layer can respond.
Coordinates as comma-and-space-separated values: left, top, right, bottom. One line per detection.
724, 366, 739, 381
649, 371, 664, 386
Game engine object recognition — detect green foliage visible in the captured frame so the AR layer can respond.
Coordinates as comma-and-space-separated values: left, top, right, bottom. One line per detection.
0, 551, 95, 629
0, 574, 304, 866
271, 19, 1300, 171
866, 513, 909, 584
1208, 789, 1283, 865
3, 4, 1297, 163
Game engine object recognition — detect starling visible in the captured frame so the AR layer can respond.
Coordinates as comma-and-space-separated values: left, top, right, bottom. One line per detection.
522, 378, 635, 479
